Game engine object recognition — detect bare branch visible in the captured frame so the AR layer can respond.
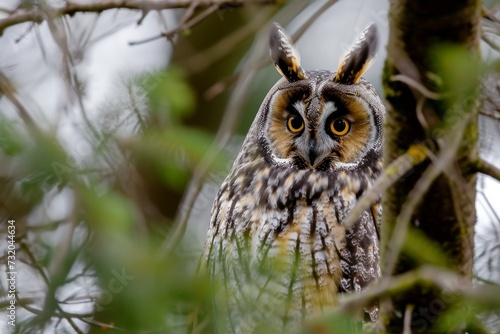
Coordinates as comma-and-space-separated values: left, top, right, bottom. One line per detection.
0, 0, 279, 35
80, 317, 128, 331
475, 158, 500, 181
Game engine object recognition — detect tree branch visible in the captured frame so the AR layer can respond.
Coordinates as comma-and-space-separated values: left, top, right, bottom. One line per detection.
475, 158, 500, 181
343, 144, 428, 230
479, 109, 500, 121
338, 265, 500, 315
0, 0, 279, 35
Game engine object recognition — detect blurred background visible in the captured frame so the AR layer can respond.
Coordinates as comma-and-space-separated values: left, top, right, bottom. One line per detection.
0, 0, 499, 332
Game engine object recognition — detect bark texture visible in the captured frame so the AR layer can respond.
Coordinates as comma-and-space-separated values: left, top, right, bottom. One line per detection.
382, 0, 481, 332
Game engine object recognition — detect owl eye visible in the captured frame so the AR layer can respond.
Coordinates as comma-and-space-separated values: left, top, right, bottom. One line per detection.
329, 118, 350, 136
287, 115, 304, 133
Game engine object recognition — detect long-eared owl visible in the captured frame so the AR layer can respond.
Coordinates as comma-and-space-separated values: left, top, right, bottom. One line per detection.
201, 22, 385, 332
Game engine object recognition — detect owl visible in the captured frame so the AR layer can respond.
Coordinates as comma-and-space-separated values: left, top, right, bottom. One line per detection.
200, 22, 385, 333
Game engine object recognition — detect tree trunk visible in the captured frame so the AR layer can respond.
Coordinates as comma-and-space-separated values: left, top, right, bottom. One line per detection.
382, 0, 481, 332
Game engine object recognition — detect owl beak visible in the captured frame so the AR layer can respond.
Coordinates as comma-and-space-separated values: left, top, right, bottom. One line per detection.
308, 150, 317, 166
308, 146, 318, 166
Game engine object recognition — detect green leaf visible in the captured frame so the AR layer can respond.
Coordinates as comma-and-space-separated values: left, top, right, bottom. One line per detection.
128, 126, 222, 192
0, 117, 26, 155
88, 234, 215, 331
432, 45, 483, 91
83, 189, 135, 234
298, 312, 367, 334
141, 68, 196, 124
403, 228, 449, 267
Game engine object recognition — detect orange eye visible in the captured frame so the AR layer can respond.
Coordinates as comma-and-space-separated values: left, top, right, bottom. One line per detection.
287, 115, 304, 133
329, 118, 350, 136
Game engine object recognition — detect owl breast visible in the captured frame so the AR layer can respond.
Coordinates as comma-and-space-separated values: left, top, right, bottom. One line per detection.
202, 151, 382, 331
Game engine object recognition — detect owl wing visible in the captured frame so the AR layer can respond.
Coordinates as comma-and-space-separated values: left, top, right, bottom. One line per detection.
340, 206, 381, 294
339, 201, 381, 322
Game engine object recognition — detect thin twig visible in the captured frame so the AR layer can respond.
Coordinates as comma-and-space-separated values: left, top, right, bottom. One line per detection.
42, 11, 126, 186
127, 82, 146, 130
20, 240, 94, 332
13, 22, 35, 43
473, 274, 500, 286
0, 298, 36, 309
391, 74, 442, 100
65, 317, 85, 334
479, 109, 500, 120
80, 317, 128, 331
0, 6, 14, 14
403, 304, 414, 334
43, 13, 101, 139
179, 0, 204, 27
291, 0, 340, 41
483, 4, 500, 22
20, 241, 51, 285
0, 71, 43, 137
482, 33, 500, 53
17, 296, 94, 320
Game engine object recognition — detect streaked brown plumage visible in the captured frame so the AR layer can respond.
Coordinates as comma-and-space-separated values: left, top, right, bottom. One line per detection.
201, 22, 385, 333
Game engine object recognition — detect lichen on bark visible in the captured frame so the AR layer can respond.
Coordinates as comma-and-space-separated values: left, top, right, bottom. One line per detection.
381, 0, 481, 332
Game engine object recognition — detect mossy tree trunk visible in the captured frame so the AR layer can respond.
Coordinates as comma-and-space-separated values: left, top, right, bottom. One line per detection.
382, 0, 481, 333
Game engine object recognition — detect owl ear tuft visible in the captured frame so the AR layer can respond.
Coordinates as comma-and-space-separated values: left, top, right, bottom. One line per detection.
269, 22, 308, 82
334, 24, 379, 85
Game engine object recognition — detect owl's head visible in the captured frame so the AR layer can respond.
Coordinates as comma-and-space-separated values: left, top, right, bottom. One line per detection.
248, 23, 385, 172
